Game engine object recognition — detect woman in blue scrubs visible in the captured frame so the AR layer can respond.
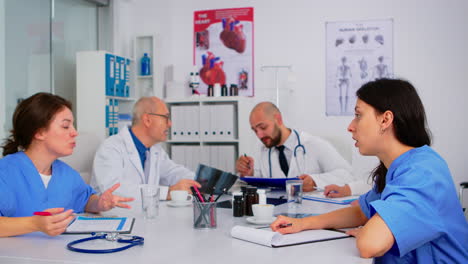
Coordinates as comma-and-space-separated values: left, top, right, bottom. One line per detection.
0, 93, 134, 237
271, 79, 468, 263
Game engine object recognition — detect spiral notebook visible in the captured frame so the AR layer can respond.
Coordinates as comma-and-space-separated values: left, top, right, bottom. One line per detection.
231, 226, 350, 248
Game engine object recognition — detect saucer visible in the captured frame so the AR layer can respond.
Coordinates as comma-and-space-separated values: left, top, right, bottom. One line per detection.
167, 201, 192, 207
246, 216, 276, 225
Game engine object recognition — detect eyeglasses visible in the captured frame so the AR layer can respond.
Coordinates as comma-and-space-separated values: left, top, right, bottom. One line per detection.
147, 113, 171, 123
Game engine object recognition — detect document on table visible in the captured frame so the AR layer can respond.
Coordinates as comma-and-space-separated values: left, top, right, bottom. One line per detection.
64, 216, 135, 234
302, 193, 359, 205
231, 226, 350, 248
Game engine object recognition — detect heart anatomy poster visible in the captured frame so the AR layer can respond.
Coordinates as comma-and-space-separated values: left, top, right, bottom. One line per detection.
325, 19, 393, 116
194, 7, 254, 96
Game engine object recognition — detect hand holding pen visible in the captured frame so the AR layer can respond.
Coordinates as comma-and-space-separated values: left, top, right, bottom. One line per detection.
270, 215, 303, 235
235, 154, 254, 176
324, 184, 351, 198
32, 208, 75, 236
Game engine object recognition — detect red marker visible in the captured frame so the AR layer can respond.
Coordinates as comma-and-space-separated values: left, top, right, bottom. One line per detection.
33, 211, 52, 216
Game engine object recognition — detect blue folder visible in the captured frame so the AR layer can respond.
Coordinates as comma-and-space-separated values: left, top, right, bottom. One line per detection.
240, 177, 300, 189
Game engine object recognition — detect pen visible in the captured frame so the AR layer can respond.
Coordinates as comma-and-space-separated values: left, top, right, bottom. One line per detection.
193, 186, 206, 203
33, 211, 52, 216
244, 153, 251, 169
190, 186, 201, 202
279, 223, 292, 228
214, 188, 227, 202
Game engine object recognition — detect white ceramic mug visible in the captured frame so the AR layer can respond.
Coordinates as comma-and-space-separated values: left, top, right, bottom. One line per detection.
252, 204, 274, 221
171, 190, 193, 203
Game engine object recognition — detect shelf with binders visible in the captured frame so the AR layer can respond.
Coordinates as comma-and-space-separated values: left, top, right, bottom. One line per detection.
167, 141, 238, 174
76, 50, 137, 139
164, 97, 256, 174
167, 101, 238, 142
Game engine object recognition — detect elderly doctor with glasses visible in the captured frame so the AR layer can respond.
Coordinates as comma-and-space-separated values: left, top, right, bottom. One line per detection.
91, 97, 200, 214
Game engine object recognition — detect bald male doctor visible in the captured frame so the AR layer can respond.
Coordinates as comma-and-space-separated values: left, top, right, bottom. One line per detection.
236, 102, 354, 192
91, 96, 200, 214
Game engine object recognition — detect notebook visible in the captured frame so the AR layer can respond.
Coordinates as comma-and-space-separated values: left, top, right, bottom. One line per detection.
64, 216, 135, 234
231, 225, 350, 248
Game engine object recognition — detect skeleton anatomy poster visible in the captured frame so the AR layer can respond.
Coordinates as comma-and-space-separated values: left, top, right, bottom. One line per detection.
326, 19, 393, 116
194, 7, 254, 96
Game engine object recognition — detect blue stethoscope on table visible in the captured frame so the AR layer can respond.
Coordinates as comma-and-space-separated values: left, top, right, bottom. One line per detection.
268, 130, 306, 178
67, 232, 144, 254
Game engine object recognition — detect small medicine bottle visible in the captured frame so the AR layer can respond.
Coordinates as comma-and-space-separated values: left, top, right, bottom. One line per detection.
221, 84, 228, 96
245, 186, 259, 216
213, 83, 221, 97
207, 85, 214, 96
232, 192, 244, 217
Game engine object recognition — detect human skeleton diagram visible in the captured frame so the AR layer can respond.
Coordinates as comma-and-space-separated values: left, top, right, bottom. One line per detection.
372, 56, 390, 79
336, 56, 352, 114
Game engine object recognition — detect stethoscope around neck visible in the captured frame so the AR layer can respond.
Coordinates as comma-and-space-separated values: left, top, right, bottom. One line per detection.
268, 130, 306, 178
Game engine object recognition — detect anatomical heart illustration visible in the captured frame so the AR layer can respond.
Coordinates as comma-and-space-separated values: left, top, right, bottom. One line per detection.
220, 17, 246, 53
193, 7, 254, 96
199, 51, 226, 85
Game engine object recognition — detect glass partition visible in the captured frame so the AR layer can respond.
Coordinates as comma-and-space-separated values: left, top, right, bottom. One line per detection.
4, 0, 51, 136
1, 0, 104, 152
53, 0, 98, 112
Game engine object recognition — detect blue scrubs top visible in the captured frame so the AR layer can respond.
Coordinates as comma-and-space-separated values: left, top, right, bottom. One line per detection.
0, 152, 96, 217
359, 145, 468, 263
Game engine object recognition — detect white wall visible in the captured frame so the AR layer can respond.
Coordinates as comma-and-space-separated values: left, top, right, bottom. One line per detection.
113, 0, 468, 189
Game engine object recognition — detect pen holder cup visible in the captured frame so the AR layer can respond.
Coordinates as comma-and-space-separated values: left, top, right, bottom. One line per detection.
193, 201, 217, 229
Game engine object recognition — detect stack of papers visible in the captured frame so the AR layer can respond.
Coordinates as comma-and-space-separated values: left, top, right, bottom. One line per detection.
231, 226, 350, 247
302, 193, 359, 205
65, 216, 135, 234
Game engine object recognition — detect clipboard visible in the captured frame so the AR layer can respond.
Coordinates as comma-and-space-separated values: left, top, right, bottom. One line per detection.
64, 216, 135, 234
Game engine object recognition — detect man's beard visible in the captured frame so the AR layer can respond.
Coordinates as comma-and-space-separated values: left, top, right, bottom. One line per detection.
261, 125, 282, 148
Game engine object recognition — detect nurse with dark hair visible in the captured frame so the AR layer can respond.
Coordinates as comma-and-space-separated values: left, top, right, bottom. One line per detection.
271, 79, 468, 263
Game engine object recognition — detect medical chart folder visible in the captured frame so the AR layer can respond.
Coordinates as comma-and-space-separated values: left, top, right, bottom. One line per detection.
231, 226, 350, 248
64, 216, 135, 234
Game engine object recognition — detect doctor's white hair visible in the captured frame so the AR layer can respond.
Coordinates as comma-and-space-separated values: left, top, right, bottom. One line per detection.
132, 97, 158, 126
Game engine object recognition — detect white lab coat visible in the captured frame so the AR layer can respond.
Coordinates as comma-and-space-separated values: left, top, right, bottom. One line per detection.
90, 127, 194, 214
252, 130, 354, 189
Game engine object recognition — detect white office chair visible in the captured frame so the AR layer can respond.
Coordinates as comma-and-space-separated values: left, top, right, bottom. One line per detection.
59, 132, 103, 184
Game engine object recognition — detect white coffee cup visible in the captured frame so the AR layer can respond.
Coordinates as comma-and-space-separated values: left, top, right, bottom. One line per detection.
170, 190, 193, 203
252, 204, 274, 221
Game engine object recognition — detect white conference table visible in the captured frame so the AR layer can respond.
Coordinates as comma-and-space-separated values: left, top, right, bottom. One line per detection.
0, 198, 371, 264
